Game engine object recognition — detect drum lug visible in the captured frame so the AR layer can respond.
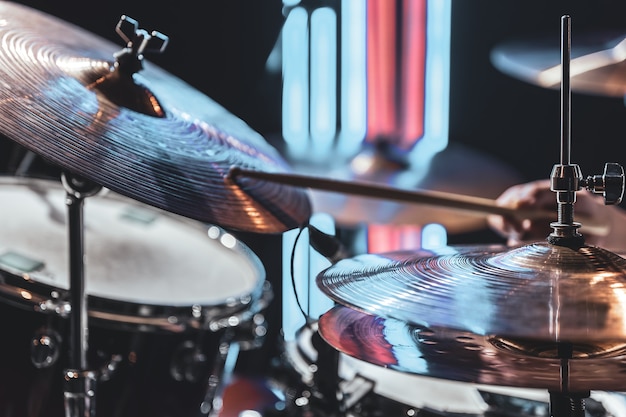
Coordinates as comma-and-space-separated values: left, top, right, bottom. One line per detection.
38, 296, 71, 318
235, 313, 268, 351
30, 327, 62, 368
98, 354, 123, 382
63, 369, 98, 417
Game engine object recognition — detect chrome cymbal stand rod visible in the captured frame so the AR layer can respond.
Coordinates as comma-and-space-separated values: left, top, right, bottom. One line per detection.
546, 16, 591, 417
61, 172, 102, 417
547, 16, 625, 246
561, 15, 571, 171
548, 14, 584, 247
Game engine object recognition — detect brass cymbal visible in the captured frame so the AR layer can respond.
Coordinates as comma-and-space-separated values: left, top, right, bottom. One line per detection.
0, 2, 311, 233
316, 241, 626, 342
491, 31, 626, 97
318, 304, 626, 392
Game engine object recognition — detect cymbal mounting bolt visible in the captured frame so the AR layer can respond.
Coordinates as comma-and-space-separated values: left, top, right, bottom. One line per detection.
114, 15, 169, 75
581, 162, 625, 205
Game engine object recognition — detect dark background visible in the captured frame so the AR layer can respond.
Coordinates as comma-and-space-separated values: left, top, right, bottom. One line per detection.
449, 1, 626, 183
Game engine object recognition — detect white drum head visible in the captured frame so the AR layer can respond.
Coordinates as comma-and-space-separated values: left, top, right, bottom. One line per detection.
0, 176, 265, 311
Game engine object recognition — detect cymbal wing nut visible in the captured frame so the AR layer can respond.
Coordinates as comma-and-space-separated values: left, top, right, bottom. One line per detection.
583, 162, 625, 205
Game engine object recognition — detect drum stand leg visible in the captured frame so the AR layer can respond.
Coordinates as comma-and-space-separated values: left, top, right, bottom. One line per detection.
61, 172, 102, 417
549, 391, 588, 417
310, 330, 342, 413
548, 342, 589, 417
201, 329, 240, 417
201, 301, 270, 416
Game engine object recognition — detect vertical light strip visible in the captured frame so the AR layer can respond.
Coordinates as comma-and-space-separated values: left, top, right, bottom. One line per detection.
338, 0, 367, 158
366, 0, 397, 144
421, 223, 448, 249
282, 7, 310, 160
363, 0, 451, 251
408, 0, 451, 167
368, 224, 423, 252
367, 224, 398, 253
310, 8, 337, 161
398, 225, 423, 251
282, 227, 308, 342
400, 0, 426, 149
307, 213, 336, 319
282, 215, 337, 340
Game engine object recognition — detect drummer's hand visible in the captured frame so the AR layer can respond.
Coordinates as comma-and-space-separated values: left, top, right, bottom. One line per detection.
487, 179, 617, 247
487, 180, 554, 245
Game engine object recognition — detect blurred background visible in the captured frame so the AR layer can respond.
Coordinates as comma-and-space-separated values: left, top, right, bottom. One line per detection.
2, 1, 625, 185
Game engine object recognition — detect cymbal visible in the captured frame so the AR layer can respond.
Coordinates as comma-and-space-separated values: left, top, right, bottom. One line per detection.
316, 241, 626, 342
0, 2, 311, 233
291, 142, 524, 233
491, 31, 626, 97
318, 304, 626, 392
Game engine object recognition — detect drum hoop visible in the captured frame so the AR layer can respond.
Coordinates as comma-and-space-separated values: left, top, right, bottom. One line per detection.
0, 266, 271, 332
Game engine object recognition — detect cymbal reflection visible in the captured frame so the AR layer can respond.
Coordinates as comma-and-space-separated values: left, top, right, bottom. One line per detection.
318, 304, 626, 392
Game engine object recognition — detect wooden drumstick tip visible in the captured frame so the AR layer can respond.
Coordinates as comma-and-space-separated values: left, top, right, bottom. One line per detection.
226, 166, 243, 181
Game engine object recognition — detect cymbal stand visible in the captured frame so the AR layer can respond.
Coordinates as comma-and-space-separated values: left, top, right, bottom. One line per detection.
61, 172, 102, 417
547, 15, 624, 249
548, 342, 588, 417
546, 15, 623, 417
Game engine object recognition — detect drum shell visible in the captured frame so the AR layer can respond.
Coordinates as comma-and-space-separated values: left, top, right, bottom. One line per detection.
0, 297, 242, 417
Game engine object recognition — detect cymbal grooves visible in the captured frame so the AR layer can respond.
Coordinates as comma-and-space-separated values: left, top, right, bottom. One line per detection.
0, 2, 312, 233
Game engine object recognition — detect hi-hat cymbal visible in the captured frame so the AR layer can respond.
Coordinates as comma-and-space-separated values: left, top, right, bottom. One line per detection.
316, 241, 626, 342
0, 2, 311, 233
318, 304, 626, 392
491, 31, 626, 97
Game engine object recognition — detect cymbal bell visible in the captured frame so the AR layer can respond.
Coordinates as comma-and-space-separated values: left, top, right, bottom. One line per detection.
316, 241, 626, 342
318, 304, 626, 392
491, 31, 626, 97
0, 2, 311, 233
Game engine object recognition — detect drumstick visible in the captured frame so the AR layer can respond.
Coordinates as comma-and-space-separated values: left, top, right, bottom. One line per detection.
228, 167, 606, 235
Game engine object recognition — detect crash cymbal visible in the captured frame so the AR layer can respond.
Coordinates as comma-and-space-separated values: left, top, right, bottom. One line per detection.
289, 142, 524, 233
0, 2, 311, 233
316, 241, 626, 342
491, 31, 626, 97
318, 304, 626, 392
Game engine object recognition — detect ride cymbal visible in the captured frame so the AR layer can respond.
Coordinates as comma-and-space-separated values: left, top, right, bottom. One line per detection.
316, 241, 626, 342
0, 2, 311, 233
318, 304, 626, 392
491, 31, 626, 97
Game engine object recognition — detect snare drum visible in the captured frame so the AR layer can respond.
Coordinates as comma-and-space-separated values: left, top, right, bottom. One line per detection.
0, 176, 270, 417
